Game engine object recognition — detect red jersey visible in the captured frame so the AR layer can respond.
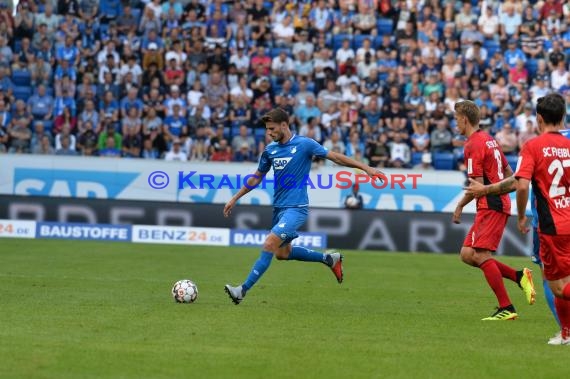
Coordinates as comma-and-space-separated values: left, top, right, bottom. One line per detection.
464, 129, 511, 214
515, 132, 570, 235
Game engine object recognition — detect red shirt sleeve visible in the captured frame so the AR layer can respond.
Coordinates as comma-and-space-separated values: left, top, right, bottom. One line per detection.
466, 139, 484, 177
515, 142, 535, 180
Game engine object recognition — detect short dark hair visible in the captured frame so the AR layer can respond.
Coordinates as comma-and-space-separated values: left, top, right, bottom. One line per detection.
537, 93, 566, 126
261, 108, 289, 125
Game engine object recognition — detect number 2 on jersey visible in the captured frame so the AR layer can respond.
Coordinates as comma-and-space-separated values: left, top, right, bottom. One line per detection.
548, 159, 570, 198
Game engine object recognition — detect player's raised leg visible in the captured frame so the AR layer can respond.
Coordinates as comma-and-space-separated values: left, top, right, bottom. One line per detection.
271, 208, 343, 283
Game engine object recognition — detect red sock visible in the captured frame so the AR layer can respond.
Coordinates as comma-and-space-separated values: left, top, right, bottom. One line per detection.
563, 283, 570, 300
480, 260, 512, 308
490, 259, 518, 282
554, 297, 570, 339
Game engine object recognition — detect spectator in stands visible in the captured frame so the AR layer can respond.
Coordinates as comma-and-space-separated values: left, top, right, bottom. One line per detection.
388, 132, 411, 168
76, 125, 98, 156
55, 135, 78, 156
233, 142, 256, 162
250, 46, 271, 76
478, 6, 500, 40
122, 125, 142, 158
499, 4, 522, 43
411, 124, 430, 153
495, 123, 518, 155
551, 60, 569, 91
520, 25, 544, 59
530, 75, 551, 105
28, 85, 54, 121
231, 125, 255, 153
518, 119, 538, 150
430, 118, 452, 153
8, 117, 32, 154
32, 134, 55, 155
366, 132, 389, 168
210, 138, 232, 162
53, 104, 77, 135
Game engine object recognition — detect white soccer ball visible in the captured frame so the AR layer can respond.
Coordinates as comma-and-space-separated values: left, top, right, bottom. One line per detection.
346, 196, 359, 208
172, 279, 198, 303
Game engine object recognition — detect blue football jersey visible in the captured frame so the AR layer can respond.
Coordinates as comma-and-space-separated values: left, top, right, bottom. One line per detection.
258, 135, 328, 208
530, 129, 570, 228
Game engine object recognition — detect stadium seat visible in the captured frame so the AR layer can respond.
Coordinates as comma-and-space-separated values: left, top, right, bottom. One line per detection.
271, 47, 292, 58
332, 34, 351, 52
433, 152, 456, 170
131, 8, 142, 23
35, 119, 54, 132
12, 70, 31, 86
506, 154, 519, 171
411, 152, 423, 166
13, 86, 32, 101
353, 35, 371, 50
374, 35, 385, 49
483, 40, 500, 57
376, 18, 393, 36
13, 39, 22, 53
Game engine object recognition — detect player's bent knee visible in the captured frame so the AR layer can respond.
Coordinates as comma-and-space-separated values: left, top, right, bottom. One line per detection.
460, 248, 476, 266
275, 245, 292, 260
548, 280, 567, 298
263, 234, 282, 253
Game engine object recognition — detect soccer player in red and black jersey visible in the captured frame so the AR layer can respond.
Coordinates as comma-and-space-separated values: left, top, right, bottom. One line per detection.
516, 93, 570, 344
452, 100, 536, 321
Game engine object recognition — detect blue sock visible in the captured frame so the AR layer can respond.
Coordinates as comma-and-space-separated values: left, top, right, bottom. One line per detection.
242, 251, 273, 293
543, 279, 561, 327
288, 246, 329, 264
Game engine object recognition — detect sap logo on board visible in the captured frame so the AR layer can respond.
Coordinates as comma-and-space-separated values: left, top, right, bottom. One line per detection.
13, 169, 139, 199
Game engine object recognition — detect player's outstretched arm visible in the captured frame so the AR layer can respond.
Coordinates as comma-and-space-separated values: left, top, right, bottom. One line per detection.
326, 150, 384, 179
516, 178, 531, 234
464, 176, 517, 197
223, 170, 267, 217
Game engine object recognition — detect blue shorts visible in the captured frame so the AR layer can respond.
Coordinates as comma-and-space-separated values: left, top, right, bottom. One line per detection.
271, 207, 308, 247
532, 227, 541, 266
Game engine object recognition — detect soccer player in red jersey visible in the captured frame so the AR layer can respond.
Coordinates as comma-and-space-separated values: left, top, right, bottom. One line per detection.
452, 100, 536, 321
515, 93, 570, 344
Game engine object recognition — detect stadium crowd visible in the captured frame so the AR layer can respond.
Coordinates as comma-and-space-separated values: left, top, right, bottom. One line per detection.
0, 0, 569, 170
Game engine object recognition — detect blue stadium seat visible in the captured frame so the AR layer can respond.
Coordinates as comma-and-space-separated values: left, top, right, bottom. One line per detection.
506, 155, 519, 171
131, 8, 142, 23
483, 40, 500, 57
332, 34, 352, 52
411, 152, 423, 166
433, 152, 455, 170
35, 120, 54, 132
13, 39, 22, 53
13, 86, 32, 101
231, 126, 241, 136
12, 70, 31, 86
271, 47, 292, 58
376, 18, 393, 35
353, 35, 371, 50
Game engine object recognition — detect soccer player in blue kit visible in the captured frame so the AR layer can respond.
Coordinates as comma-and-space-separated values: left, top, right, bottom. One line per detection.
223, 108, 382, 304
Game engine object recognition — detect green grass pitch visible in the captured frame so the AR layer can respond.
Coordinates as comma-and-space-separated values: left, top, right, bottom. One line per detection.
0, 239, 567, 379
